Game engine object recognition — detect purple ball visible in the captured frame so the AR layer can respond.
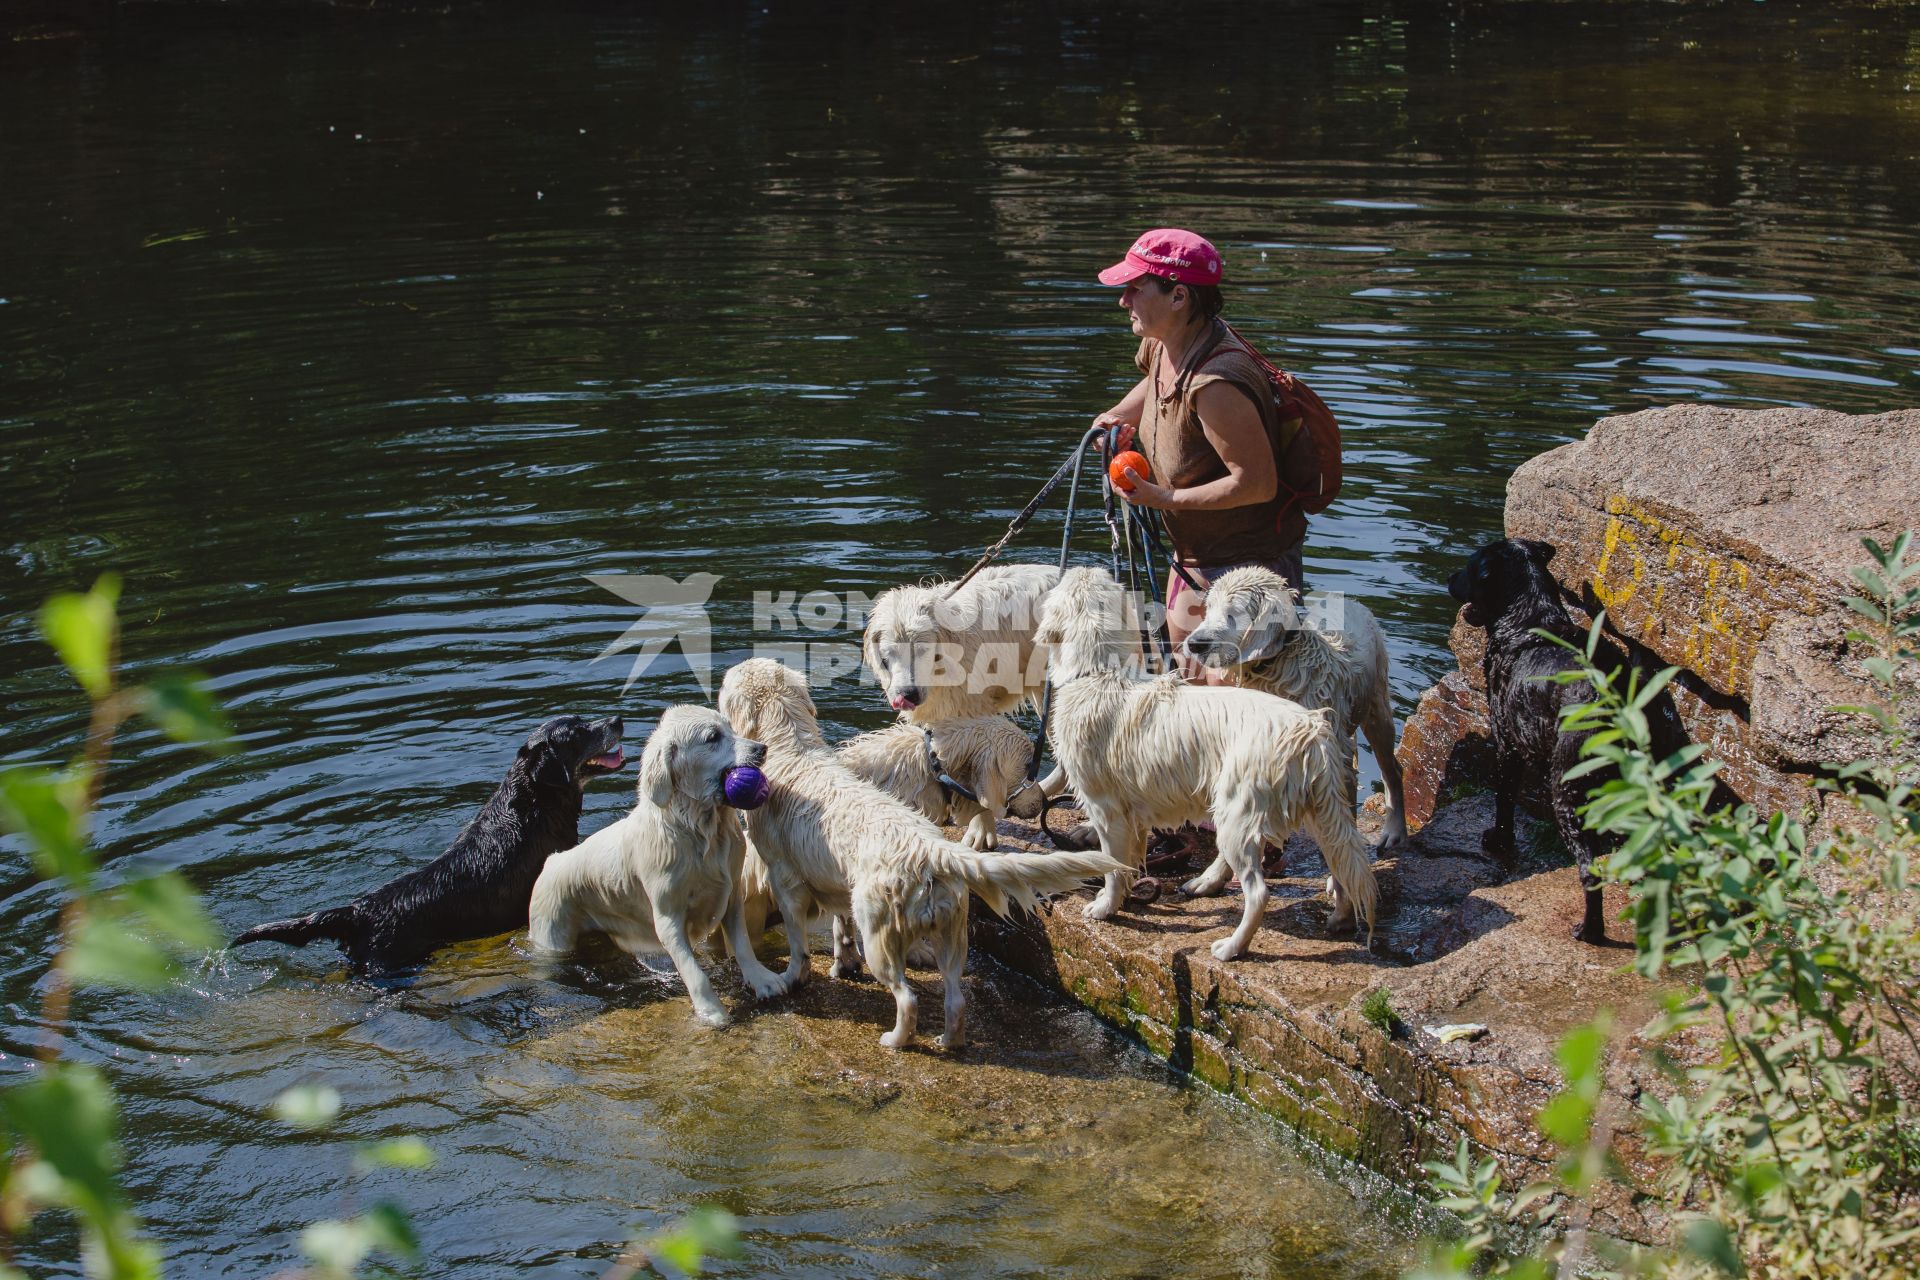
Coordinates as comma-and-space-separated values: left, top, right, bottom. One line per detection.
723, 765, 770, 810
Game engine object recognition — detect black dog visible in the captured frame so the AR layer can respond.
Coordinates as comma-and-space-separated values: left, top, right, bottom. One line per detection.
233, 715, 625, 973
1449, 539, 1626, 944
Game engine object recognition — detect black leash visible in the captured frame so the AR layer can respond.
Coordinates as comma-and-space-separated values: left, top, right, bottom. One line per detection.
946, 447, 1082, 599
932, 423, 1199, 850
921, 725, 981, 807
1024, 424, 1110, 849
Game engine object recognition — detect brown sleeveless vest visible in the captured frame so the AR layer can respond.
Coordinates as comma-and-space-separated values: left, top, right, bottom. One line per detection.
1134, 320, 1309, 565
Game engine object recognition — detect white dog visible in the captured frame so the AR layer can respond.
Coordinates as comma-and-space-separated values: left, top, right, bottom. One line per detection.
527, 706, 767, 1027
1036, 568, 1378, 961
718, 658, 1122, 1049
838, 715, 1036, 850
862, 563, 1067, 811
1179, 565, 1408, 849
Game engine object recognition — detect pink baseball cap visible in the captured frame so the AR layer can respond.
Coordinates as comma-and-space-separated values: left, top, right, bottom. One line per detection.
1097, 228, 1223, 287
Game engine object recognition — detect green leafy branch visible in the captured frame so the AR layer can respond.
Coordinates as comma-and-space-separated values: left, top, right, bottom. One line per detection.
1409, 532, 1920, 1280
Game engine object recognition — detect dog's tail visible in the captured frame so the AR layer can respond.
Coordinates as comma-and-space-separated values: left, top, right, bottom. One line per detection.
924, 844, 1122, 919
1299, 714, 1379, 941
231, 905, 355, 950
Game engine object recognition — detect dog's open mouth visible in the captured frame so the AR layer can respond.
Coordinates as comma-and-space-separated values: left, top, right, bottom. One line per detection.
585, 748, 625, 772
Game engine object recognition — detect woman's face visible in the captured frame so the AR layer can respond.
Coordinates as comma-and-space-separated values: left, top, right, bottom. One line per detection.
1119, 276, 1187, 340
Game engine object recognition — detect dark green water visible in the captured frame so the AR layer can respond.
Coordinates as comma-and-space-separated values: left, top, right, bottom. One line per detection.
4, 2, 1919, 1274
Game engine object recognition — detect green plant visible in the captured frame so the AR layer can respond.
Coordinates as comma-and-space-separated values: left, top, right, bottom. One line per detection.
0, 574, 733, 1278
602, 1208, 742, 1280
0, 576, 228, 1277
0, 576, 434, 1278
1409, 533, 1920, 1280
1360, 987, 1400, 1035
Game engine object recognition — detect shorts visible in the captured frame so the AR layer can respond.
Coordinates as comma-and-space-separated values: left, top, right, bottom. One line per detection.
1165, 546, 1306, 634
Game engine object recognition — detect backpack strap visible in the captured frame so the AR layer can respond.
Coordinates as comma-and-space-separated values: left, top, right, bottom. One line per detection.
1205, 320, 1323, 517
1168, 319, 1230, 403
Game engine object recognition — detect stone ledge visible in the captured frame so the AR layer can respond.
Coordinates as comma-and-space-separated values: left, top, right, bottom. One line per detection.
970, 800, 1673, 1244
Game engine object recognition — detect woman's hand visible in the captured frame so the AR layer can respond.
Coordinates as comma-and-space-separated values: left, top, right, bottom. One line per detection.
1117, 467, 1176, 509
1092, 412, 1136, 452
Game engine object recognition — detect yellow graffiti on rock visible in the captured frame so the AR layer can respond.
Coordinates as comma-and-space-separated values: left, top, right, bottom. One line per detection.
1587, 495, 1788, 696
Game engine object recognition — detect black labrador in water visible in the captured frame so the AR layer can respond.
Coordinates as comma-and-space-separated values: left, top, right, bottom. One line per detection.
233, 714, 625, 973
1449, 539, 1631, 944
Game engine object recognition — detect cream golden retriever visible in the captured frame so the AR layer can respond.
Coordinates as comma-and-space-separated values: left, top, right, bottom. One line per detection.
718, 658, 1121, 1049
527, 706, 767, 1027
861, 563, 1068, 810
1036, 568, 1378, 960
837, 714, 1037, 851
1179, 565, 1408, 848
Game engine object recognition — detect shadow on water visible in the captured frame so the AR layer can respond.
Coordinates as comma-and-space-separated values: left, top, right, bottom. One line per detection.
3, 0, 1920, 1273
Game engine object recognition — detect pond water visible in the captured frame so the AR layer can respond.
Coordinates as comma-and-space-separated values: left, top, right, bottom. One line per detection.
3, 1, 1919, 1274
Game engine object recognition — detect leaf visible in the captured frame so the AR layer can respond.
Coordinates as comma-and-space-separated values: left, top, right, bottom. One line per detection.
0, 766, 94, 887
136, 674, 233, 750
119, 872, 219, 950
641, 1207, 741, 1275
272, 1084, 342, 1131
0, 1063, 162, 1277
1536, 1092, 1593, 1149
39, 574, 121, 699
301, 1218, 372, 1279
0, 1064, 123, 1217
1556, 1019, 1608, 1090
362, 1200, 420, 1257
355, 1137, 436, 1172
1629, 665, 1679, 711
1680, 1216, 1746, 1276
64, 914, 180, 990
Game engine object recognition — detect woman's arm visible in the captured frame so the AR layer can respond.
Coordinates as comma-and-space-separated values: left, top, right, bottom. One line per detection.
1092, 377, 1151, 446
1118, 381, 1277, 511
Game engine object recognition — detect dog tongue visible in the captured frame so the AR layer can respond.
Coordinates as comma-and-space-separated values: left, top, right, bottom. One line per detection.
590, 748, 625, 770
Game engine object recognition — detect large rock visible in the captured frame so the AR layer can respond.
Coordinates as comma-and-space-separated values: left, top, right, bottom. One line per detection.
1506, 405, 1920, 795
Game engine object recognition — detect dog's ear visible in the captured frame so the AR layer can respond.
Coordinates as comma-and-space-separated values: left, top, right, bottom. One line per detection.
1232, 589, 1297, 664
641, 738, 677, 808
1519, 538, 1557, 568
1034, 608, 1061, 649
520, 739, 574, 790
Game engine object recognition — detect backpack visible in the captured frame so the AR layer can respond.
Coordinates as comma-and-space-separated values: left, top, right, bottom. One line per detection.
1190, 320, 1344, 517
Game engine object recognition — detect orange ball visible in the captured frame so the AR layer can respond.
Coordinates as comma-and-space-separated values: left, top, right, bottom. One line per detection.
1108, 450, 1152, 493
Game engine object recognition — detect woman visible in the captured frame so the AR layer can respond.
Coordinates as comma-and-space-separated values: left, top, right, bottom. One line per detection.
1091, 228, 1310, 684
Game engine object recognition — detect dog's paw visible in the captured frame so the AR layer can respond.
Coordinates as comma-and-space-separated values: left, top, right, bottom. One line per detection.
1178, 874, 1219, 899
1050, 822, 1101, 852
693, 1003, 730, 1028
1481, 828, 1516, 862
879, 1029, 913, 1050
746, 969, 793, 1000
1574, 922, 1608, 946
963, 819, 997, 851
936, 1031, 968, 1051
1209, 936, 1245, 963
1084, 889, 1121, 921
829, 958, 862, 981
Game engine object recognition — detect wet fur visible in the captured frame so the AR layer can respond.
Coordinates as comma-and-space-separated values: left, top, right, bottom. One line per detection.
1449, 538, 1623, 944
528, 707, 766, 1026
232, 715, 624, 973
1037, 568, 1379, 961
718, 658, 1121, 1050
1181, 566, 1408, 848
837, 715, 1038, 851
862, 564, 1076, 808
